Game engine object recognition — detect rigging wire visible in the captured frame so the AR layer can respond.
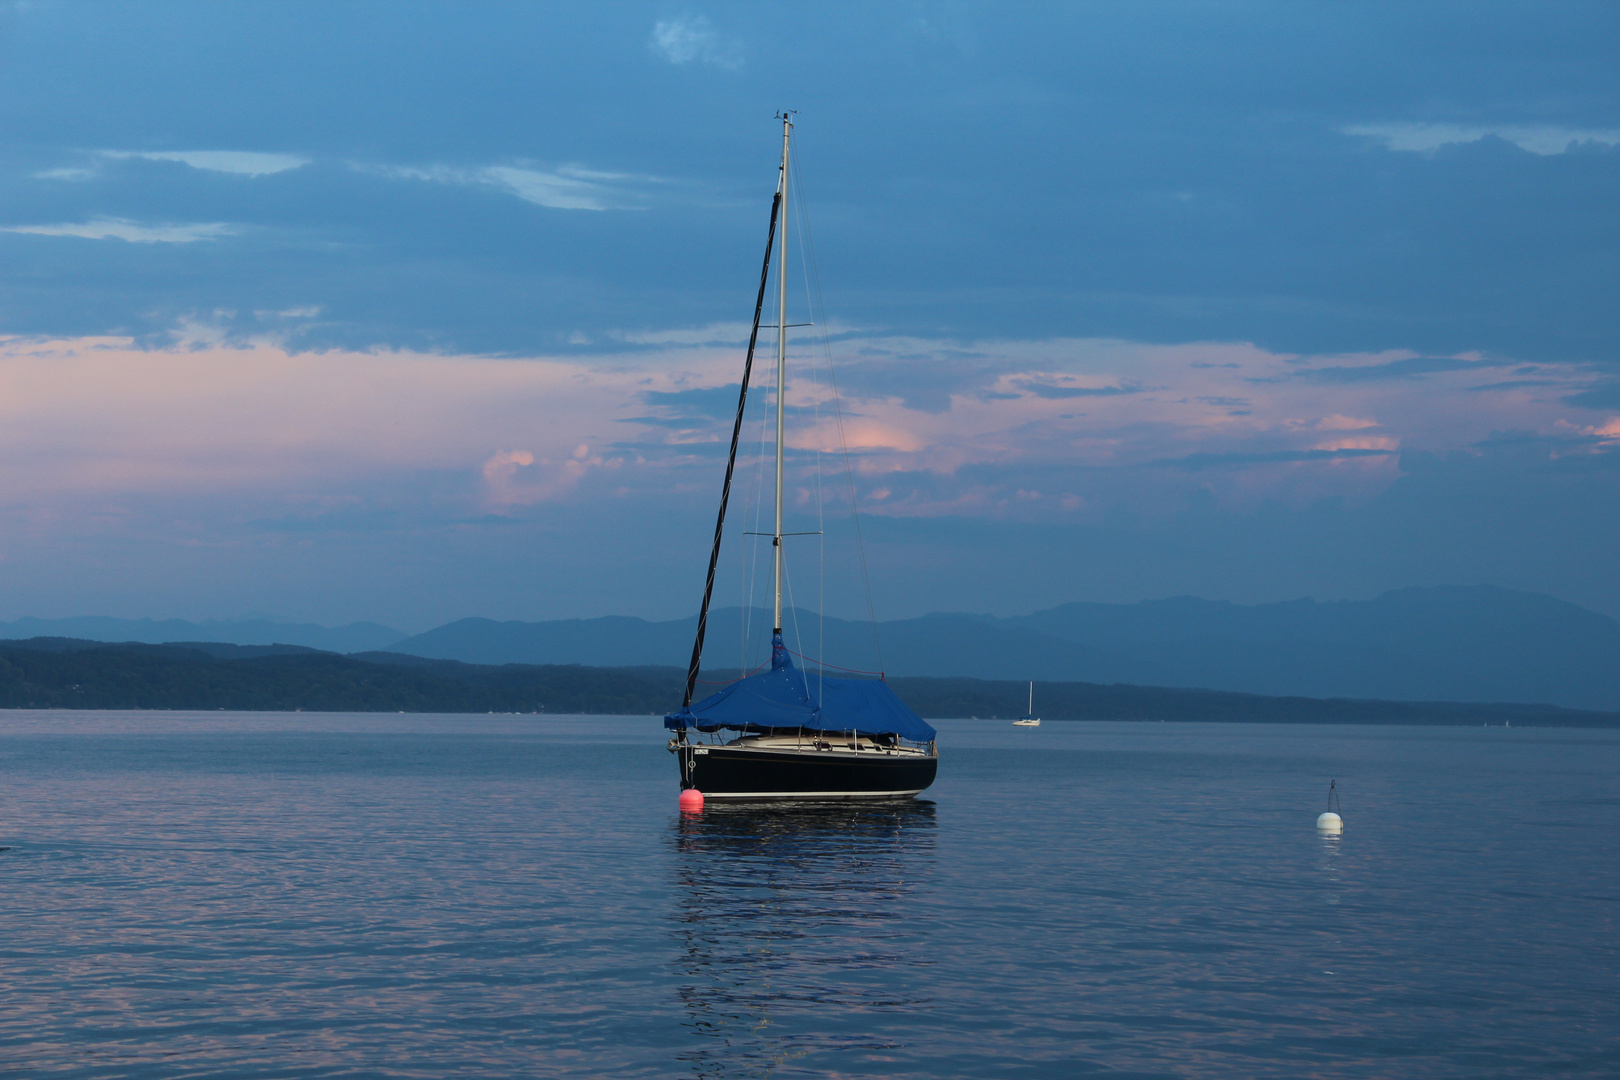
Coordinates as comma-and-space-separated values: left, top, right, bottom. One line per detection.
739, 285, 777, 675
789, 154, 829, 702
783, 542, 806, 664
789, 142, 886, 675
739, 397, 770, 674
721, 130, 886, 690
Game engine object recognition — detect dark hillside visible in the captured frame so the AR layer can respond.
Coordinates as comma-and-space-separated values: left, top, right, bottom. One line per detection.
0, 638, 1615, 727
0, 639, 680, 713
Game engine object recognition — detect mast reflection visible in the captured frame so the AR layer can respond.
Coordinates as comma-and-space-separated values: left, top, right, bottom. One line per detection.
668, 801, 937, 1078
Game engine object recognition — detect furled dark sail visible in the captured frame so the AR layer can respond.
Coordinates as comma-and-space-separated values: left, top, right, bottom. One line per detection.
679, 192, 781, 710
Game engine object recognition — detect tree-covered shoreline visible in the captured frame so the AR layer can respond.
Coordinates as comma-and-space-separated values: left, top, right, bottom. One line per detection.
0, 638, 1613, 727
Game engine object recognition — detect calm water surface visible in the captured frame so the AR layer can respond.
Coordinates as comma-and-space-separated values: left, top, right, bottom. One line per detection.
0, 713, 1615, 1078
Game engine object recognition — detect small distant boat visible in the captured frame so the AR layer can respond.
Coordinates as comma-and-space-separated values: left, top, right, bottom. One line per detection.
1013, 681, 1040, 726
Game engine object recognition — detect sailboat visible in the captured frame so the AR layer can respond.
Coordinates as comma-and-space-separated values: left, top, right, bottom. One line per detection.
1013, 681, 1040, 726
664, 114, 939, 801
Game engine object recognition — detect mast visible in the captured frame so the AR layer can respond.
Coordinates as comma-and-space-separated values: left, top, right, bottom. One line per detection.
772, 112, 792, 635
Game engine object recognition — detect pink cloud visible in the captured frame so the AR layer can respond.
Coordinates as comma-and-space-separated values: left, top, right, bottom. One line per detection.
0, 334, 650, 505
0, 329, 1605, 528
481, 444, 618, 509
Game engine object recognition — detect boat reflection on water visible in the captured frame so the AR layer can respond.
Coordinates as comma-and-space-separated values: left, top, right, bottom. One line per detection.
668, 801, 937, 1078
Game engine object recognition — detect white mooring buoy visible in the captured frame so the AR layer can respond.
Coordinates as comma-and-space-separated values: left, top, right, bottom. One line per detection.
1317, 779, 1345, 832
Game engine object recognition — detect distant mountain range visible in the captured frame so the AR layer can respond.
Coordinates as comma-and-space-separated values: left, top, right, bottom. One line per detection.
0, 616, 406, 654
385, 587, 1620, 712
7, 586, 1617, 712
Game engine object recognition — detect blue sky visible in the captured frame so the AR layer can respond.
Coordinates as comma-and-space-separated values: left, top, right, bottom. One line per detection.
1, 1, 1617, 630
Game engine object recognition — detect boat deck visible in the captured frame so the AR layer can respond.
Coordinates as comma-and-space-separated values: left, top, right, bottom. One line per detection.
672, 731, 933, 760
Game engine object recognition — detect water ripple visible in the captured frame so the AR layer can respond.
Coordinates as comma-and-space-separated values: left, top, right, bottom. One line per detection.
0, 714, 1614, 1078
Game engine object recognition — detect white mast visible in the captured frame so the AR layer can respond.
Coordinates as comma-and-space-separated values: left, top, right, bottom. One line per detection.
772, 113, 792, 635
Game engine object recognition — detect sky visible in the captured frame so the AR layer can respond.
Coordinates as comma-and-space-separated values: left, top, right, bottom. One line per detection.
1, 0, 1617, 631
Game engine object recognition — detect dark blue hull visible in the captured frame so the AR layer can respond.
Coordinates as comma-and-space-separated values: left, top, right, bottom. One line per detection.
674, 742, 937, 800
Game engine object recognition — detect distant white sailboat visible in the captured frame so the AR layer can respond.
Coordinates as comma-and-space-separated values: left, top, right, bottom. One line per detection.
1013, 682, 1040, 726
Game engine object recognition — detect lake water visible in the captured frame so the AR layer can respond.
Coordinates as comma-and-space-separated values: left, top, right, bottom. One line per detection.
0, 713, 1615, 1078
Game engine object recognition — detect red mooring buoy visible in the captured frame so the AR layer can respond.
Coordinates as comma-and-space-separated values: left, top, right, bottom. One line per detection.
679, 788, 705, 812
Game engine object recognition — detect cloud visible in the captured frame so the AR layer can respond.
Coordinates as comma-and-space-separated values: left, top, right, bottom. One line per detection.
2, 218, 235, 243
33, 166, 97, 182
635, 385, 740, 423
1294, 355, 1489, 383
0, 3, 1615, 626
0, 327, 1607, 529
597, 333, 1609, 518
0, 333, 650, 505
1315, 414, 1379, 431
481, 448, 537, 503
0, 323, 1615, 624
482, 165, 625, 210
650, 14, 741, 68
614, 323, 751, 347
1343, 123, 1620, 156
371, 163, 648, 211
1147, 448, 1398, 471
253, 305, 322, 320
30, 150, 309, 184
103, 150, 310, 176
1014, 379, 1145, 399
1564, 381, 1620, 411
481, 443, 616, 509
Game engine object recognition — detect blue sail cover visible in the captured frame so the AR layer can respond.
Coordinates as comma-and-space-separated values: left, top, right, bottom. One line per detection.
665, 634, 937, 742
